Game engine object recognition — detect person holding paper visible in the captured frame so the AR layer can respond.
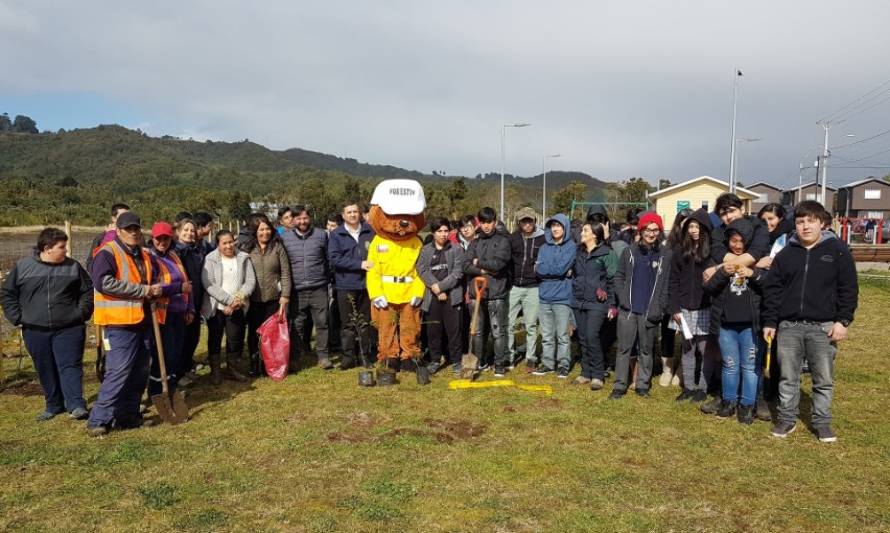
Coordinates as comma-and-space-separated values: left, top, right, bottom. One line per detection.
668, 209, 720, 404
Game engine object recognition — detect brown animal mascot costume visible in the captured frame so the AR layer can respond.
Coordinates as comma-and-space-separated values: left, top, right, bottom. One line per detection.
366, 179, 426, 371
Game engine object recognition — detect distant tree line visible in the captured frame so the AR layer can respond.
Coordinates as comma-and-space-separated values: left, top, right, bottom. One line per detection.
0, 113, 39, 134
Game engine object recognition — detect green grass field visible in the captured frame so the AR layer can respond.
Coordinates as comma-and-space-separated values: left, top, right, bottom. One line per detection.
2, 281, 889, 532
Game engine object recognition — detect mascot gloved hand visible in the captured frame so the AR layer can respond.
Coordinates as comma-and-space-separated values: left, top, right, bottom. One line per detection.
365, 179, 426, 371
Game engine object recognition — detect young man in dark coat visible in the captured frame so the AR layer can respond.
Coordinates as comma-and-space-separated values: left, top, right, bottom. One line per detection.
762, 201, 858, 443
463, 207, 512, 374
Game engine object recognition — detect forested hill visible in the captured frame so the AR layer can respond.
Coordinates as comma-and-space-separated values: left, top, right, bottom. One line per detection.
278, 147, 425, 180
0, 124, 612, 226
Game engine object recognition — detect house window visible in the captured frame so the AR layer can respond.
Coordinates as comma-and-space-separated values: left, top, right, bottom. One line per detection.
754, 193, 767, 203
701, 200, 709, 211
806, 193, 816, 201
866, 211, 884, 219
864, 189, 882, 200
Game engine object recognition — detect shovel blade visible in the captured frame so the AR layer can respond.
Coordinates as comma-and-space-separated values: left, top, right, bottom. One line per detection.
151, 392, 186, 425
460, 352, 478, 380
171, 390, 189, 422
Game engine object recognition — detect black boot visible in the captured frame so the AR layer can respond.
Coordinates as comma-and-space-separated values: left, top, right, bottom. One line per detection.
225, 352, 248, 382
249, 352, 260, 377
209, 352, 223, 385
716, 400, 737, 419
737, 404, 755, 425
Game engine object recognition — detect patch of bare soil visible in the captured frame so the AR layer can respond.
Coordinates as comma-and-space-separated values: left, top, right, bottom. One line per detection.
0, 380, 43, 396
327, 432, 371, 443
536, 397, 563, 408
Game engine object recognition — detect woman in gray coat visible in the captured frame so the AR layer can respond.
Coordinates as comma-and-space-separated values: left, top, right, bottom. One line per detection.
202, 230, 256, 384
417, 217, 465, 375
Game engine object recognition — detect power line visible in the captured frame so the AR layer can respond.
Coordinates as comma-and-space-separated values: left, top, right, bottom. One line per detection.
818, 76, 890, 124
834, 92, 890, 125
832, 128, 890, 150
836, 145, 890, 163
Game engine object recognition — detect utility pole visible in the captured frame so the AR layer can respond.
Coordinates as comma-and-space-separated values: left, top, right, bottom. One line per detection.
818, 121, 831, 210
500, 123, 531, 220
728, 69, 742, 192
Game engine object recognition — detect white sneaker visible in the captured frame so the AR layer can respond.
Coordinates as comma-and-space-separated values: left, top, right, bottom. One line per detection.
671, 373, 680, 387
658, 369, 673, 387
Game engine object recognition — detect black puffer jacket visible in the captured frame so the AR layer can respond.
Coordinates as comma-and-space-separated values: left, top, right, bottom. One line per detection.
1, 254, 94, 329
572, 243, 617, 309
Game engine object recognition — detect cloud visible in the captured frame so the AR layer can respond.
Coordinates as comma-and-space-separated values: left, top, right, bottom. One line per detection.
2, 0, 890, 186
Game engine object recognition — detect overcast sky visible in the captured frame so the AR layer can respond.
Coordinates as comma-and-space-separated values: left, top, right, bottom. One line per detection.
2, 1, 890, 188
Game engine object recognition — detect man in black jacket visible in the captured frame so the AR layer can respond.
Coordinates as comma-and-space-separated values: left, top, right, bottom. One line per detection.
464, 207, 512, 375
507, 207, 545, 371
762, 201, 858, 443
2, 228, 94, 421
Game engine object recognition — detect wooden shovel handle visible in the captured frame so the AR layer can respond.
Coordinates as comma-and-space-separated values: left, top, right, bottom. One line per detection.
149, 303, 170, 396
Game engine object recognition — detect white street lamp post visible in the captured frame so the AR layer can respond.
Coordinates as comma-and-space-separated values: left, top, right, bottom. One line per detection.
500, 123, 531, 220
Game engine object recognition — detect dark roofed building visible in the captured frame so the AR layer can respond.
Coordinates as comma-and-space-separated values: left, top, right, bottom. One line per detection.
836, 178, 890, 218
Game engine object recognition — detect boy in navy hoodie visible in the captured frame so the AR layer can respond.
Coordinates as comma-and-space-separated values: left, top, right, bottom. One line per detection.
762, 201, 858, 442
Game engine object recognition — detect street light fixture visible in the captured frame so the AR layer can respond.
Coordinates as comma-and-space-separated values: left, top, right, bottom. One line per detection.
732, 137, 761, 191
501, 123, 532, 219
542, 153, 561, 220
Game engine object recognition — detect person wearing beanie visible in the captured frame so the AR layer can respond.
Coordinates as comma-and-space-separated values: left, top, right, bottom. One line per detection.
507, 206, 546, 371
611, 211, 672, 399
586, 207, 626, 370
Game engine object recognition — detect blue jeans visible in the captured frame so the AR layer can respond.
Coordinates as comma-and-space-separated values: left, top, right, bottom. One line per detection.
538, 303, 573, 371
22, 325, 87, 413
718, 325, 761, 406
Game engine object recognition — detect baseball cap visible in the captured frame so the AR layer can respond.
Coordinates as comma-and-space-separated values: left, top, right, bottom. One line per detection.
515, 206, 537, 222
115, 212, 142, 229
151, 221, 174, 238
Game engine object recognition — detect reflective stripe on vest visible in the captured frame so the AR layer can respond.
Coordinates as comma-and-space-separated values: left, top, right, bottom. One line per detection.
93, 240, 165, 325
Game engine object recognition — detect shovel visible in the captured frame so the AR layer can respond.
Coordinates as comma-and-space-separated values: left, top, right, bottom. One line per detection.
460, 276, 488, 380
149, 303, 188, 425
95, 324, 106, 382
764, 335, 773, 380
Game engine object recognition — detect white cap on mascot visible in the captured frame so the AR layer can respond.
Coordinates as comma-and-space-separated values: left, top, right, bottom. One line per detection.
370, 179, 426, 215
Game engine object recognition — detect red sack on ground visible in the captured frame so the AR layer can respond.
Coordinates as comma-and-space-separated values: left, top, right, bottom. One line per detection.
257, 314, 290, 381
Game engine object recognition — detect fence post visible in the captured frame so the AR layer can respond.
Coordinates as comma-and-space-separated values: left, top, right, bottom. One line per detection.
64, 220, 72, 257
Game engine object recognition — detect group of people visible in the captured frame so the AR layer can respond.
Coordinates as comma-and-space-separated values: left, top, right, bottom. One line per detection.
1, 192, 858, 442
